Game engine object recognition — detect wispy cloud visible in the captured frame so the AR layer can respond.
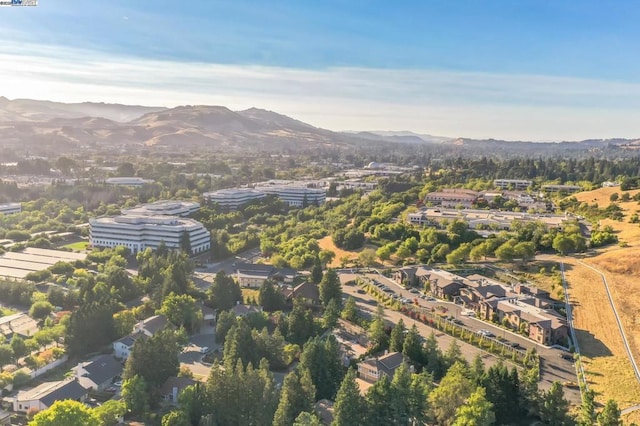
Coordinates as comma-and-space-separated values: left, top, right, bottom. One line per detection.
0, 43, 639, 141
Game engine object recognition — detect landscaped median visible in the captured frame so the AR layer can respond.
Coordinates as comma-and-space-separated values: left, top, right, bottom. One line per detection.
357, 278, 539, 368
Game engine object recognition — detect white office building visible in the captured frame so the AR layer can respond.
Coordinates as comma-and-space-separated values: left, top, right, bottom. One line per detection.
255, 185, 326, 207
89, 215, 211, 254
122, 200, 200, 217
0, 203, 21, 215
105, 177, 154, 186
493, 179, 532, 190
203, 188, 266, 210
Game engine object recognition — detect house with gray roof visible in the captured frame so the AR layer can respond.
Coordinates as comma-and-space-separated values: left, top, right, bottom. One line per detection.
74, 354, 123, 391
13, 379, 88, 413
357, 351, 407, 383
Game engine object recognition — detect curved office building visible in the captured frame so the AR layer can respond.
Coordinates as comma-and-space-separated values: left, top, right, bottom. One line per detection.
89, 215, 211, 253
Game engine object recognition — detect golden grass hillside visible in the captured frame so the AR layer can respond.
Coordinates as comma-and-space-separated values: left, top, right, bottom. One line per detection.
562, 187, 640, 419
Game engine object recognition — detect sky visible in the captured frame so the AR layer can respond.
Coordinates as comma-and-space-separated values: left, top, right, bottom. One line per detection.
1, 0, 640, 141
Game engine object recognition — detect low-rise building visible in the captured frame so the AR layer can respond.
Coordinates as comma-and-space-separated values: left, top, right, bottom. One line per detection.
541, 184, 582, 193
74, 354, 123, 391
424, 189, 478, 208
89, 214, 211, 254
133, 314, 170, 337
161, 376, 198, 404
493, 179, 532, 190
0, 313, 39, 340
357, 352, 407, 383
234, 263, 296, 288
203, 188, 266, 210
122, 200, 200, 217
113, 332, 145, 360
0, 203, 21, 215
105, 177, 154, 186
13, 379, 88, 413
255, 184, 326, 207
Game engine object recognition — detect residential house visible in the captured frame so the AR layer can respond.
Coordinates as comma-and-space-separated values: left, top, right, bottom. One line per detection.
74, 354, 123, 391
160, 376, 198, 404
133, 314, 170, 337
289, 281, 321, 306
231, 304, 262, 317
200, 304, 216, 325
0, 313, 39, 341
357, 352, 407, 383
13, 379, 88, 413
113, 332, 145, 360
234, 263, 297, 288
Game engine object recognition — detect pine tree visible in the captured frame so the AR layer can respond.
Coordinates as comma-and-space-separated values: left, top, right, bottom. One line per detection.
402, 324, 424, 365
389, 319, 406, 352
299, 336, 344, 400
332, 369, 365, 426
578, 389, 596, 426
597, 399, 622, 426
319, 269, 342, 307
273, 368, 316, 426
429, 362, 474, 425
452, 386, 496, 426
539, 381, 571, 425
365, 375, 394, 426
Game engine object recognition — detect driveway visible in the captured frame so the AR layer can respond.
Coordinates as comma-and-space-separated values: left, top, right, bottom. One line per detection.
179, 324, 221, 380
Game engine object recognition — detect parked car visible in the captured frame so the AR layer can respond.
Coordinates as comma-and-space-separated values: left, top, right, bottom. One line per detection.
562, 381, 579, 389
409, 288, 419, 294
506, 341, 520, 349
356, 289, 366, 294
559, 352, 574, 360
479, 329, 495, 338
200, 346, 209, 354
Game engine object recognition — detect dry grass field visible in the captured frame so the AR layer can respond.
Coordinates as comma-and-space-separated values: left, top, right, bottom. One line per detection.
562, 187, 640, 420
317, 236, 384, 268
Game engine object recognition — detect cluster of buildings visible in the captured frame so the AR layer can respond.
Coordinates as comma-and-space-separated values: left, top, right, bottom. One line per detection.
407, 207, 570, 232
395, 267, 568, 346
89, 200, 211, 254
0, 202, 21, 215
204, 179, 327, 210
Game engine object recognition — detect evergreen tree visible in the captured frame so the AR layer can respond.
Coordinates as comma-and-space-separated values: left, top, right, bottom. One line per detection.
223, 320, 259, 367
429, 362, 474, 425
299, 336, 344, 400
389, 319, 406, 353
121, 375, 150, 416
365, 375, 394, 426
402, 324, 424, 365
539, 381, 571, 425
123, 329, 180, 388
208, 271, 242, 310
368, 306, 389, 352
597, 399, 622, 426
332, 368, 365, 426
273, 368, 316, 426
322, 298, 341, 330
287, 299, 316, 345
452, 386, 496, 426
259, 280, 286, 312
319, 269, 342, 307
341, 296, 358, 323
482, 362, 521, 424
579, 389, 596, 426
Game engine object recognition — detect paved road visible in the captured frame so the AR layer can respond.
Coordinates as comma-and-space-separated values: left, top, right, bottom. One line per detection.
339, 271, 581, 404
179, 325, 220, 380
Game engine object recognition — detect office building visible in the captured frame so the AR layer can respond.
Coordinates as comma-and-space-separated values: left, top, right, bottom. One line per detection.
203, 188, 266, 210
89, 215, 211, 254
122, 200, 200, 217
493, 179, 532, 190
0, 202, 21, 215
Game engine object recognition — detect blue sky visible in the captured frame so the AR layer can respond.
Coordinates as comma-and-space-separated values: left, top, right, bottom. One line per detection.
1, 0, 640, 140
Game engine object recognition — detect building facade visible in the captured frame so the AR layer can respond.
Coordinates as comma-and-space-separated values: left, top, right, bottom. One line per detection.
254, 185, 326, 207
493, 179, 532, 190
0, 203, 21, 215
122, 200, 200, 217
203, 188, 267, 210
89, 215, 211, 254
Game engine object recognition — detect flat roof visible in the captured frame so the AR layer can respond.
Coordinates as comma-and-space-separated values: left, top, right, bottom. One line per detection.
0, 248, 86, 279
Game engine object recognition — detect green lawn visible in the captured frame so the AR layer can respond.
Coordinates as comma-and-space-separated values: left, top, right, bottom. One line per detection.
62, 241, 89, 251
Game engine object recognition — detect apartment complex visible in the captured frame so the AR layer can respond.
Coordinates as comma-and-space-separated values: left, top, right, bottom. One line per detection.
89, 215, 211, 254
0, 202, 21, 215
493, 179, 532, 190
122, 200, 200, 217
203, 188, 266, 210
395, 266, 568, 345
